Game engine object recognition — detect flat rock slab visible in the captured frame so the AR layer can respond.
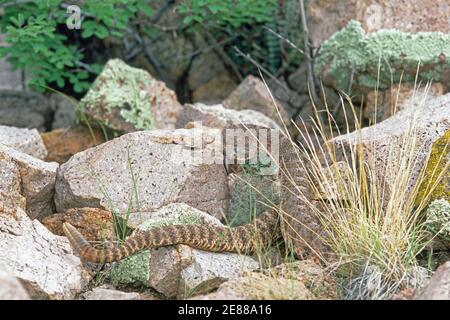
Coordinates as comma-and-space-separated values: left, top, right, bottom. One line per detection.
55, 128, 229, 219
177, 103, 280, 131
0, 207, 91, 299
0, 144, 58, 219
109, 203, 259, 298
0, 125, 47, 159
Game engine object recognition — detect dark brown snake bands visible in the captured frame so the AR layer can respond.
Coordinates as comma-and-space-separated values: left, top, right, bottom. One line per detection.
63, 210, 281, 264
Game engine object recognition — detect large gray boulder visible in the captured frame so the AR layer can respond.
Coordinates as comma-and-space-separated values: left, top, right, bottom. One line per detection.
0, 207, 91, 299
55, 128, 229, 220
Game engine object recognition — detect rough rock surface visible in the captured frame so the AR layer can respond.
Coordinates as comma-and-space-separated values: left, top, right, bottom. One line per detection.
331, 93, 450, 200
0, 144, 58, 219
177, 103, 280, 131
108, 203, 259, 298
177, 103, 281, 176
0, 262, 30, 300
414, 261, 450, 300
0, 125, 47, 160
49, 94, 76, 130
55, 128, 228, 219
0, 207, 91, 299
193, 259, 335, 300
191, 272, 312, 300
364, 83, 445, 122
42, 207, 116, 242
309, 0, 450, 47
189, 51, 238, 103
223, 75, 290, 127
78, 59, 182, 133
41, 125, 106, 164
82, 286, 142, 300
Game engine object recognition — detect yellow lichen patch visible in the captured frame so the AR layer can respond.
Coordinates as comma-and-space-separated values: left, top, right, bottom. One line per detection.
416, 130, 450, 205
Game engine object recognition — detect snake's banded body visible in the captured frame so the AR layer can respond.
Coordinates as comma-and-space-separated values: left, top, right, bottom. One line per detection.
63, 210, 281, 264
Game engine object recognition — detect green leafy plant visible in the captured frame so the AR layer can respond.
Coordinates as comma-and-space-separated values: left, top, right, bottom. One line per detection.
0, 0, 300, 94
0, 0, 154, 92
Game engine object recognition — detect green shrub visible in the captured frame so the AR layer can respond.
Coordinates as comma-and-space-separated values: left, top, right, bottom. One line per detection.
0, 0, 300, 94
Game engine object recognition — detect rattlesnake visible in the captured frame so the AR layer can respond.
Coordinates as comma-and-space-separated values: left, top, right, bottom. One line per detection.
63, 137, 323, 263
63, 210, 281, 263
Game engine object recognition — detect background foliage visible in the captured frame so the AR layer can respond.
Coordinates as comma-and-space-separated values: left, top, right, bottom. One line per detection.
0, 0, 303, 95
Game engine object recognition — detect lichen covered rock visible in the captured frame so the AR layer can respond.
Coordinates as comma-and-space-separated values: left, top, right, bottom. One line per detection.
425, 199, 450, 250
78, 59, 182, 133
316, 20, 450, 93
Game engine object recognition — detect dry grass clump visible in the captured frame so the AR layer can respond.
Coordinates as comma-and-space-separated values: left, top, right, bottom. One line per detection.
279, 86, 449, 299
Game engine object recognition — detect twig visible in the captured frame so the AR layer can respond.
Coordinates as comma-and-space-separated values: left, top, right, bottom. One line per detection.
299, 0, 318, 104
132, 29, 171, 86
204, 29, 243, 82
263, 26, 307, 58
232, 46, 290, 94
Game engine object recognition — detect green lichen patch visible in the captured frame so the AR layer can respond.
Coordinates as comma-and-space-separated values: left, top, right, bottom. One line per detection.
109, 250, 151, 288
416, 130, 450, 205
227, 164, 280, 227
78, 59, 154, 133
108, 205, 207, 288
316, 20, 450, 93
425, 199, 450, 247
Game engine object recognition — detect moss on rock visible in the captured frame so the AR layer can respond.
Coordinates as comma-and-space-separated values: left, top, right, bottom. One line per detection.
316, 20, 450, 93
416, 130, 450, 205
